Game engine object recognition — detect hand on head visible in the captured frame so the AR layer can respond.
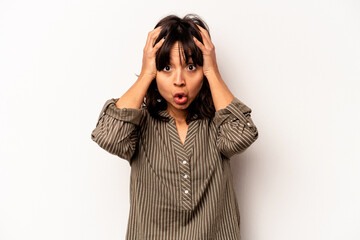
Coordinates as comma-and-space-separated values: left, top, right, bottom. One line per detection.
140, 26, 166, 79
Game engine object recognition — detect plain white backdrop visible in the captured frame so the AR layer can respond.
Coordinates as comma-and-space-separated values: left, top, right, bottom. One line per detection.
1, 0, 359, 239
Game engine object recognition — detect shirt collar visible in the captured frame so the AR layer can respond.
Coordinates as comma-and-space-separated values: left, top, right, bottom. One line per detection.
158, 109, 199, 120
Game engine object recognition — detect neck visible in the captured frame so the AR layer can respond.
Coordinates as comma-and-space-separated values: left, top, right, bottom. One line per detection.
166, 107, 188, 123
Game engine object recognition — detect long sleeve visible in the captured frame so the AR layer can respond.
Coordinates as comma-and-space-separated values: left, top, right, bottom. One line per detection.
212, 96, 259, 159
91, 98, 147, 164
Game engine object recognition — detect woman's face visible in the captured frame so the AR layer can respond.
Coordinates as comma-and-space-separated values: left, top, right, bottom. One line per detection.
156, 41, 204, 115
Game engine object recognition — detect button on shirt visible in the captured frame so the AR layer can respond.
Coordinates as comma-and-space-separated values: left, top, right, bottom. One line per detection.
91, 96, 259, 240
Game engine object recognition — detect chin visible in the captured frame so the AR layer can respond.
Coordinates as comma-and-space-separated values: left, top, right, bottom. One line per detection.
171, 100, 190, 109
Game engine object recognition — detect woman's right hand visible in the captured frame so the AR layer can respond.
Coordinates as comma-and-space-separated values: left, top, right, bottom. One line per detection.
140, 26, 166, 79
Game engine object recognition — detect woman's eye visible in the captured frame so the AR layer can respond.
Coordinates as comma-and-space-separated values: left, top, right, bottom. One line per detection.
188, 64, 196, 71
162, 64, 196, 72
162, 65, 171, 72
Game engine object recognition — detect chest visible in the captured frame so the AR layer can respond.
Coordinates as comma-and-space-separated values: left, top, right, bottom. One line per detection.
174, 122, 189, 146
135, 117, 227, 212
139, 116, 219, 164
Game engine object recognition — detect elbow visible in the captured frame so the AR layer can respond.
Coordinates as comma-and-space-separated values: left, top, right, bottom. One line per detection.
216, 129, 259, 158
91, 128, 136, 160
115, 140, 137, 161
91, 127, 101, 143
249, 127, 259, 142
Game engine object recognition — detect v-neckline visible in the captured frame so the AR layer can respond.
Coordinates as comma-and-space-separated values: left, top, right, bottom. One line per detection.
167, 116, 193, 149
168, 118, 196, 153
174, 121, 190, 147
159, 109, 199, 158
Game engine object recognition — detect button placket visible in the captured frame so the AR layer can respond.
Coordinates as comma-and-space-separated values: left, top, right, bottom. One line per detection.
165, 117, 198, 211
179, 155, 192, 211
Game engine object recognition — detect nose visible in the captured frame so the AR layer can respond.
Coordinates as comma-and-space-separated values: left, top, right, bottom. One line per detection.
174, 70, 185, 86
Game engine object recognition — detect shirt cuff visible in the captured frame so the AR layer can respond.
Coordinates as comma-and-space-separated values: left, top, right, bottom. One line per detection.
213, 97, 254, 129
98, 98, 145, 126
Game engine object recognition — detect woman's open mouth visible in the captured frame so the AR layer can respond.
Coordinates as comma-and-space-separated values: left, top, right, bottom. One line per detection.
174, 93, 188, 105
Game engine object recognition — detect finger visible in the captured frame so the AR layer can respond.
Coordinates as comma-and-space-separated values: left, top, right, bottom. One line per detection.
195, 24, 212, 48
151, 26, 163, 48
144, 26, 162, 51
196, 24, 211, 39
144, 32, 151, 52
153, 37, 165, 51
193, 35, 205, 52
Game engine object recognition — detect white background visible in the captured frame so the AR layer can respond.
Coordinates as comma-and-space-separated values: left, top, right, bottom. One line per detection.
1, 0, 359, 239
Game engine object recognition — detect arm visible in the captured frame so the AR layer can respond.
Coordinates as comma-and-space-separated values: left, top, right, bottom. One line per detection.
191, 24, 258, 158
212, 96, 259, 159
91, 74, 153, 164
115, 74, 153, 109
206, 70, 259, 159
91, 25, 166, 164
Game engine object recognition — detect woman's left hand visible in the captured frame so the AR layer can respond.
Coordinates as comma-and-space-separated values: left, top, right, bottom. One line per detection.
192, 24, 220, 78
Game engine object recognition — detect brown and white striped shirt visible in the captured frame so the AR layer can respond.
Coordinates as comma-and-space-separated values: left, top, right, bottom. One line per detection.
91, 96, 259, 239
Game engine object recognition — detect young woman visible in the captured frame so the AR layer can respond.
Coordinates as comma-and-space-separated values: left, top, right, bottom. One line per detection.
91, 14, 259, 240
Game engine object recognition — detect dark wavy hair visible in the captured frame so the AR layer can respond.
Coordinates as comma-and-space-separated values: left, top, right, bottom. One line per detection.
137, 14, 216, 124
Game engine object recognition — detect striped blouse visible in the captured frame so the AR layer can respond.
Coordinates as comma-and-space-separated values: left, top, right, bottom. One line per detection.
91, 96, 259, 240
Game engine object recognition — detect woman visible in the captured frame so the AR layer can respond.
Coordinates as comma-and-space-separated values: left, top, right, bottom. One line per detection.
91, 14, 259, 240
